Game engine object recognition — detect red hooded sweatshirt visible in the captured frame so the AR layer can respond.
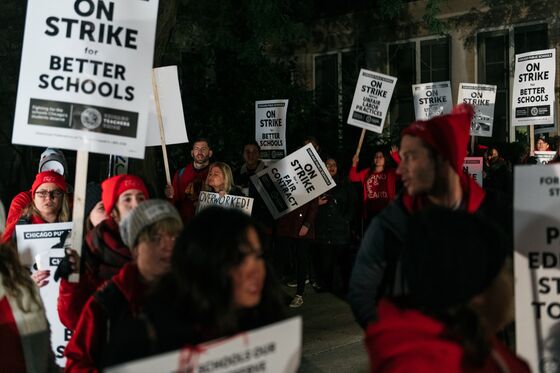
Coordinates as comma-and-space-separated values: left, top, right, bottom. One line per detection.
64, 262, 147, 373
365, 300, 530, 373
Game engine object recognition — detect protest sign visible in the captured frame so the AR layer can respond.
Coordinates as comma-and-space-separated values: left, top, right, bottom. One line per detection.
512, 49, 556, 127
255, 100, 288, 160
251, 144, 336, 219
198, 191, 254, 215
514, 165, 560, 372
347, 69, 397, 134
412, 81, 452, 120
535, 106, 557, 135
12, 0, 159, 159
535, 151, 556, 165
107, 316, 302, 373
16, 222, 73, 367
457, 83, 497, 137
146, 66, 189, 147
462, 157, 483, 186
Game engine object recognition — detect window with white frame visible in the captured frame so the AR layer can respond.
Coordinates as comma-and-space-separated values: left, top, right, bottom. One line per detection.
314, 49, 365, 154
387, 36, 450, 137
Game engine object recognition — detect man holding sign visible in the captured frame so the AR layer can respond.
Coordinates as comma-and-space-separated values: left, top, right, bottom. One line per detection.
349, 104, 500, 328
165, 139, 212, 223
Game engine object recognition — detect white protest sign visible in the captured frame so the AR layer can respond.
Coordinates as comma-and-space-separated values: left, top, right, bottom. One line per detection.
16, 222, 73, 367
462, 157, 483, 186
255, 100, 288, 160
107, 317, 302, 373
535, 151, 556, 165
514, 165, 560, 372
12, 0, 159, 159
412, 81, 452, 120
512, 49, 556, 127
347, 69, 397, 134
250, 144, 336, 219
197, 191, 254, 215
457, 83, 497, 137
146, 66, 188, 147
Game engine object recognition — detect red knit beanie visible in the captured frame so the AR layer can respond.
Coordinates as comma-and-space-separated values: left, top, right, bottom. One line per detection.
101, 175, 149, 215
401, 103, 474, 174
31, 171, 67, 196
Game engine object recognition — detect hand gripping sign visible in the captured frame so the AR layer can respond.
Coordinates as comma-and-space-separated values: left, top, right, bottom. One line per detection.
106, 317, 302, 373
250, 144, 336, 219
16, 222, 73, 368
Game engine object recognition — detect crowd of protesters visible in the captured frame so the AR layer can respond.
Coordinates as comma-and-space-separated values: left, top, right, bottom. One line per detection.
2, 101, 553, 371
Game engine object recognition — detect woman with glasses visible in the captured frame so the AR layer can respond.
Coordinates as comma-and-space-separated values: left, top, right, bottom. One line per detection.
65, 200, 182, 372
2, 171, 70, 287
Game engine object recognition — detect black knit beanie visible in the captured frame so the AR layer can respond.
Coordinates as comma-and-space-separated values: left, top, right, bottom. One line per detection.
84, 182, 102, 219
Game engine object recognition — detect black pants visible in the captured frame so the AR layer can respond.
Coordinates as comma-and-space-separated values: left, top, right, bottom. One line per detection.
277, 237, 310, 296
313, 243, 352, 294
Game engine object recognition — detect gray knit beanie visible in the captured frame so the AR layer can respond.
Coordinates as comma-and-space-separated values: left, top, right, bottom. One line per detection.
119, 199, 181, 248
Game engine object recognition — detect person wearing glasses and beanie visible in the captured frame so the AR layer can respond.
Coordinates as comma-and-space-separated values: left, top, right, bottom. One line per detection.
65, 199, 182, 372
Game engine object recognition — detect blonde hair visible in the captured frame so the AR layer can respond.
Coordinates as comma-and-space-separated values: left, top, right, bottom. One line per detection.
204, 162, 235, 194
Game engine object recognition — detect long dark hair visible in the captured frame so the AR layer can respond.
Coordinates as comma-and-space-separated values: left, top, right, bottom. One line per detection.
0, 243, 41, 312
152, 207, 285, 336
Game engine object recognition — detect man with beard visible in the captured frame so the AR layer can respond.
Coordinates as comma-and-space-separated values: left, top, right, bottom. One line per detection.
165, 138, 212, 223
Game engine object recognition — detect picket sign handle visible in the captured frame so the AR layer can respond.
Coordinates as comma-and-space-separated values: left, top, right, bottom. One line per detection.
529, 125, 535, 156
152, 69, 172, 185
69, 150, 88, 283
470, 135, 475, 155
355, 128, 366, 157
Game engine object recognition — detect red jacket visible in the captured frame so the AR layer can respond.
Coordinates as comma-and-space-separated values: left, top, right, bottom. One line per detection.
365, 300, 530, 373
65, 262, 147, 373
169, 163, 209, 223
349, 167, 397, 217
58, 217, 131, 330
3, 191, 32, 242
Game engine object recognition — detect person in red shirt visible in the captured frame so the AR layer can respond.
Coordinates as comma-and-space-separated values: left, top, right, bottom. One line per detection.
349, 148, 398, 226
165, 138, 212, 223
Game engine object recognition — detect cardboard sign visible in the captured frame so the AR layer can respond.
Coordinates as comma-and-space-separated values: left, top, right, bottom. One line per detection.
250, 144, 336, 219
512, 49, 556, 127
347, 69, 397, 134
457, 83, 497, 137
146, 66, 189, 147
16, 222, 73, 367
535, 151, 556, 165
197, 191, 254, 215
514, 165, 560, 372
412, 81, 453, 120
255, 100, 288, 160
107, 317, 302, 373
12, 0, 159, 159
462, 157, 483, 186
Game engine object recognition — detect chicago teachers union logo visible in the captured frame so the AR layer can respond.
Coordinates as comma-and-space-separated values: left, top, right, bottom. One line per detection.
80, 108, 102, 130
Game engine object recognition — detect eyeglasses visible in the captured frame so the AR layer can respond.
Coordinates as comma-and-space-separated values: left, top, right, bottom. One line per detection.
149, 234, 177, 246
35, 190, 64, 199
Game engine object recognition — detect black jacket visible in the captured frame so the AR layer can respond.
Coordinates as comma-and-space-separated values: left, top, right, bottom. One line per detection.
315, 178, 356, 245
